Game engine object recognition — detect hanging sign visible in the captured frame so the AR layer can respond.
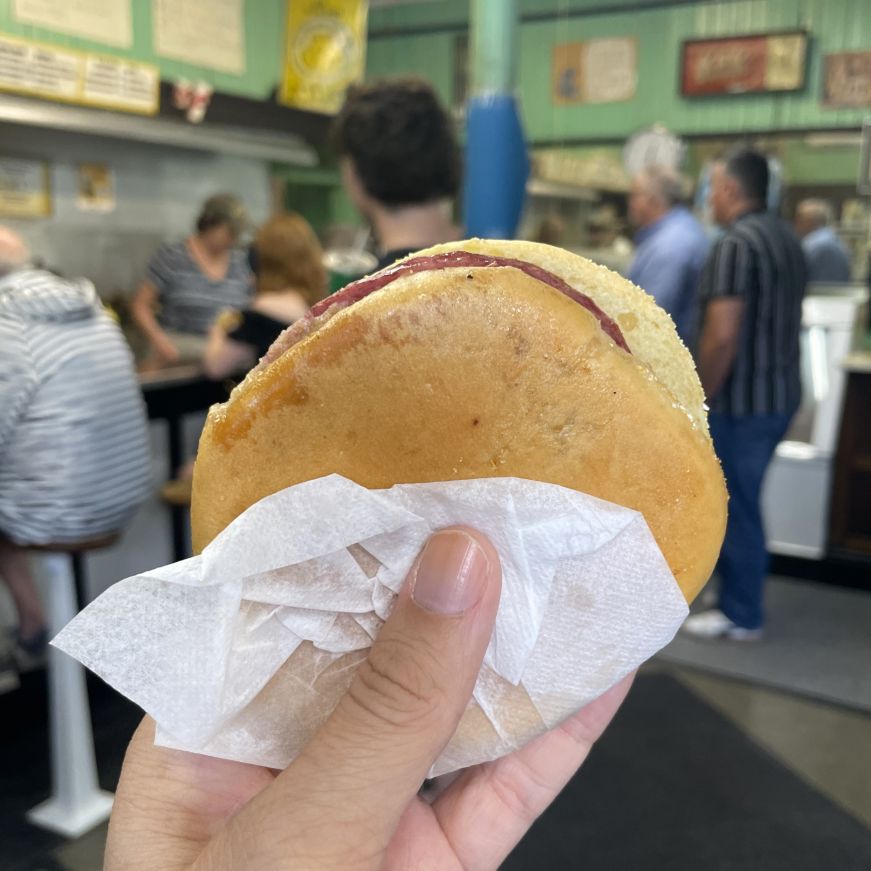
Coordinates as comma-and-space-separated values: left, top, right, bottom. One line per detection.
279, 0, 368, 114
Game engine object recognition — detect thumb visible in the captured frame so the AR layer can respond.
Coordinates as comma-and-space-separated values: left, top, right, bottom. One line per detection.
288, 526, 501, 834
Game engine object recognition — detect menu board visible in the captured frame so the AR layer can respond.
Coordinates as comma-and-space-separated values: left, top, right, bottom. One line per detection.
13, 0, 132, 49
0, 34, 158, 114
83, 55, 159, 113
0, 36, 80, 102
153, 0, 245, 75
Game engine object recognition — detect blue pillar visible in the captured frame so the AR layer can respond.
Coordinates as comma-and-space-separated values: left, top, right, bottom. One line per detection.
462, 0, 529, 239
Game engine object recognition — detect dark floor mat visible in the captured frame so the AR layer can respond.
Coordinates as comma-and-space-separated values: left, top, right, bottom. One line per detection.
0, 670, 141, 871
503, 673, 871, 871
4, 672, 871, 871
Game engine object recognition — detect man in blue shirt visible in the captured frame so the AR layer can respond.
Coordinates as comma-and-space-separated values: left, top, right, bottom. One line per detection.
794, 199, 851, 284
628, 166, 709, 346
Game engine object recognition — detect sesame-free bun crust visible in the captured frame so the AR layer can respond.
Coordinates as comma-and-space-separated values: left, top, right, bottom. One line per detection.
192, 240, 726, 602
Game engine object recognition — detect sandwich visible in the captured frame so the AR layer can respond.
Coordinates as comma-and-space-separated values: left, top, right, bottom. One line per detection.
192, 239, 726, 603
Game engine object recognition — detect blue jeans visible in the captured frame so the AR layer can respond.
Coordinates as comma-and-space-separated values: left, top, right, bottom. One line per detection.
709, 411, 793, 630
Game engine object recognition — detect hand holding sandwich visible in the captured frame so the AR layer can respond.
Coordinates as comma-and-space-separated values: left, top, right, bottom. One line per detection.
105, 527, 633, 871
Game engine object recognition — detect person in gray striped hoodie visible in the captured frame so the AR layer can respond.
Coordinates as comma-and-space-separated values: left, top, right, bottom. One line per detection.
0, 227, 151, 664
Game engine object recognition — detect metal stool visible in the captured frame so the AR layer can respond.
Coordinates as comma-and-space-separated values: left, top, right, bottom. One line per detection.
25, 534, 119, 838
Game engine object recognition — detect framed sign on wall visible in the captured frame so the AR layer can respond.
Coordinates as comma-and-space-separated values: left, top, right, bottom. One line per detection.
553, 38, 637, 105
680, 31, 808, 97
823, 52, 871, 108
0, 158, 51, 218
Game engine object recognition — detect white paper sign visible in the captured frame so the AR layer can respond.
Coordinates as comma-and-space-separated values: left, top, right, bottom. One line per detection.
0, 35, 79, 101
153, 0, 245, 75
54, 476, 688, 777
13, 0, 132, 49
583, 37, 637, 104
82, 55, 159, 113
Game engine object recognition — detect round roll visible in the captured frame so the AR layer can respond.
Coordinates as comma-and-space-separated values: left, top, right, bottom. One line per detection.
192, 239, 726, 602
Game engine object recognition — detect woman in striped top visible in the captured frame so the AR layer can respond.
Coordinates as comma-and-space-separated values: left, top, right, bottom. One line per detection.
132, 193, 253, 371
0, 228, 151, 657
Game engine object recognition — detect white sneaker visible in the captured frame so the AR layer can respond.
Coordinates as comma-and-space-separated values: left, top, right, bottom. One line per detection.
681, 609, 764, 642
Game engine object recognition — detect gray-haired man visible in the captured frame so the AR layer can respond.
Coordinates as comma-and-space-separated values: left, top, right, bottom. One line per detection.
794, 198, 851, 284
627, 165, 709, 346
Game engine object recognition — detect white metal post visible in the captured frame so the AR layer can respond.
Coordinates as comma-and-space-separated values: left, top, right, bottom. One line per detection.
26, 551, 113, 837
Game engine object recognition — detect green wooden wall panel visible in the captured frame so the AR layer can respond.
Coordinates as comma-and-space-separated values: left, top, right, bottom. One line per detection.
368, 0, 871, 143
365, 30, 455, 104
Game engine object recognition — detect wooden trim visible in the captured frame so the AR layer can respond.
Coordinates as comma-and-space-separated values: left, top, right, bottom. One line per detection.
369, 0, 724, 39
529, 125, 864, 150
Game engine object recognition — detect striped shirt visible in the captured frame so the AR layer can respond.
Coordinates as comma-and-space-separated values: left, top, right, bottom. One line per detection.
699, 210, 807, 417
147, 240, 252, 336
0, 269, 151, 545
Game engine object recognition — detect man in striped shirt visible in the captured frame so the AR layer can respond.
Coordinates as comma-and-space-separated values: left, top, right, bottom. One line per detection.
682, 149, 806, 641
0, 228, 151, 664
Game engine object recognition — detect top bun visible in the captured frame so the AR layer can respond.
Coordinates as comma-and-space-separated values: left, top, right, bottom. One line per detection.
192, 240, 726, 602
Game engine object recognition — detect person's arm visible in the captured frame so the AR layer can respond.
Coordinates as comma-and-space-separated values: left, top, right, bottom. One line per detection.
698, 297, 744, 400
131, 279, 180, 365
202, 313, 255, 380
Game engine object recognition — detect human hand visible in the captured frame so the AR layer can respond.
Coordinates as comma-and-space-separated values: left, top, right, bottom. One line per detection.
105, 527, 633, 870
153, 333, 181, 365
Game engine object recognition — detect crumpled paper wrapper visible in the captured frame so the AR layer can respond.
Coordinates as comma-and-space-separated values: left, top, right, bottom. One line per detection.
54, 475, 688, 777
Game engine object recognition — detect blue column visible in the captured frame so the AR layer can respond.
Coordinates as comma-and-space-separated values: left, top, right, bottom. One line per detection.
462, 0, 529, 239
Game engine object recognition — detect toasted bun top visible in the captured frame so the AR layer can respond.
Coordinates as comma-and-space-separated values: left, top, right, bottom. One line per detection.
192, 240, 726, 602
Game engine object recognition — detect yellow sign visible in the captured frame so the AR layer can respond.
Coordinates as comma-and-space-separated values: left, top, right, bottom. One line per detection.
0, 158, 51, 218
77, 163, 116, 213
0, 33, 159, 115
279, 0, 368, 114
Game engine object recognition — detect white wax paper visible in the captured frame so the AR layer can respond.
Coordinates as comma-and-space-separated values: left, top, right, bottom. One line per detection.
53, 475, 688, 776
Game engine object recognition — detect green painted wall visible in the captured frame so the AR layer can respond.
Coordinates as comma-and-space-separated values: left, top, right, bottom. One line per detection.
0, 0, 285, 99
366, 29, 456, 98
368, 0, 871, 142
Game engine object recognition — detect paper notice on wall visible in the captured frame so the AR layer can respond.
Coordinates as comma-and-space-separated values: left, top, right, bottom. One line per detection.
0, 35, 80, 102
0, 34, 157, 114
552, 37, 637, 105
13, 0, 132, 49
0, 158, 51, 218
83, 55, 159, 114
76, 163, 115, 213
582, 38, 637, 104
153, 0, 245, 75
279, 0, 368, 114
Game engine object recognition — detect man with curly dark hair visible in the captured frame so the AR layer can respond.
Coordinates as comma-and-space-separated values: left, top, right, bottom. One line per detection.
332, 77, 462, 270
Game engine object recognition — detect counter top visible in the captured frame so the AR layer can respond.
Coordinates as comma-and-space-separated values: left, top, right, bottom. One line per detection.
138, 364, 208, 390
